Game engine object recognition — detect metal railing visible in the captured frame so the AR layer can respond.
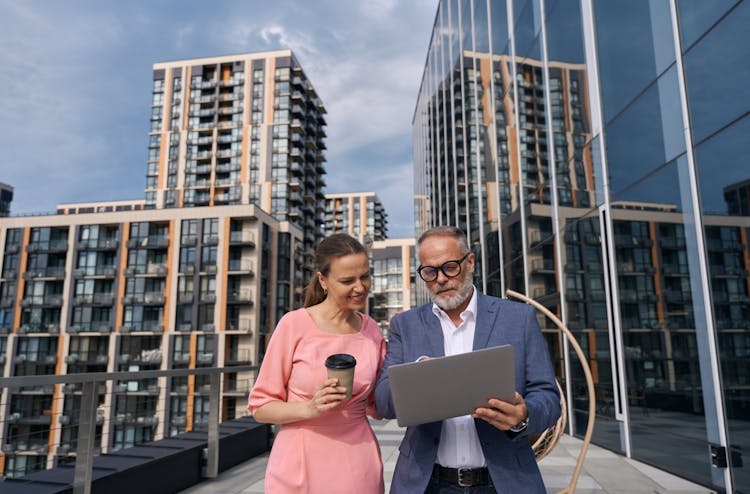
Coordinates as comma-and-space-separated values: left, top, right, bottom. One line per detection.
0, 365, 255, 494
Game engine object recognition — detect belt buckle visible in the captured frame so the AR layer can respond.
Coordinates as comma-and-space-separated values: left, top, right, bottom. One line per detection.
457, 467, 474, 487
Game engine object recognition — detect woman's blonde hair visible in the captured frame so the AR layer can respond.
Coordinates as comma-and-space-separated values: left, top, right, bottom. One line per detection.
303, 233, 367, 308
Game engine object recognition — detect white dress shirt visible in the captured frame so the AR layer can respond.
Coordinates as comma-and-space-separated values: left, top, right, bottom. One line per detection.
431, 287, 487, 468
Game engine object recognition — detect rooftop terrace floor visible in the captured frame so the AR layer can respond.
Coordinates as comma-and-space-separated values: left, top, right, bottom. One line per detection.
180, 419, 716, 493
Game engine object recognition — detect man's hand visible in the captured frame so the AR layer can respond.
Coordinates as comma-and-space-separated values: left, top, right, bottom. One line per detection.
472, 392, 528, 431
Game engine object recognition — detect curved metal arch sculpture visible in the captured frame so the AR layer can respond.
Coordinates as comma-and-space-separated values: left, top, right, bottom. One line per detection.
506, 289, 596, 494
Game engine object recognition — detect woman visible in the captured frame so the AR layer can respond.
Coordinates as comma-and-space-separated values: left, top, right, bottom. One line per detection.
248, 233, 386, 493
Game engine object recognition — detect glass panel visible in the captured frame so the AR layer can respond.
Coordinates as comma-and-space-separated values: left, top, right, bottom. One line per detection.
513, 0, 542, 61
545, 0, 613, 450
677, 0, 739, 49
544, 0, 586, 63
489, 0, 510, 55
693, 113, 750, 492
682, 0, 750, 143
605, 67, 685, 199
486, 0, 512, 296
593, 0, 676, 122
610, 158, 711, 483
474, 0, 490, 53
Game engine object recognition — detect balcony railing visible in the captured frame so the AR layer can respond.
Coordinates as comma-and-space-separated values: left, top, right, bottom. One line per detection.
0, 365, 256, 491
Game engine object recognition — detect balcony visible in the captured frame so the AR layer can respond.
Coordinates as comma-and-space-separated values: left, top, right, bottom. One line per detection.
127, 236, 169, 249
228, 260, 255, 275
77, 238, 119, 250
531, 258, 555, 273
146, 263, 168, 276
68, 323, 113, 334
143, 292, 166, 305
226, 319, 253, 334
229, 231, 256, 246
0, 364, 271, 494
27, 240, 68, 253
21, 294, 63, 307
74, 293, 115, 306
66, 352, 109, 366
22, 266, 66, 280
17, 323, 60, 334
227, 290, 254, 305
14, 353, 57, 365
73, 265, 117, 277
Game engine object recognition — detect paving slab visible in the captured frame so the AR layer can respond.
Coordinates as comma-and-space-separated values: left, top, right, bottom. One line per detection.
179, 419, 715, 493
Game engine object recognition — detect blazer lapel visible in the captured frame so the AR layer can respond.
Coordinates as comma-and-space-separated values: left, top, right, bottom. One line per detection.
419, 304, 446, 357
473, 293, 500, 350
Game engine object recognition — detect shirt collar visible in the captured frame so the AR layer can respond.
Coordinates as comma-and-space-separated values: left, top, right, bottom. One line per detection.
431, 285, 478, 322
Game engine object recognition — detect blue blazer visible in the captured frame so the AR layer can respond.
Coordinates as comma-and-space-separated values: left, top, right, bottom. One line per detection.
374, 293, 560, 493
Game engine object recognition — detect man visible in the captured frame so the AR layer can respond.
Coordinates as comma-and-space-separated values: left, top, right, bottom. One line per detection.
375, 226, 560, 493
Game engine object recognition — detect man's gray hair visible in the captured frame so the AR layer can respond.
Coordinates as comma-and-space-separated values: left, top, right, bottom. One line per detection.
417, 226, 470, 255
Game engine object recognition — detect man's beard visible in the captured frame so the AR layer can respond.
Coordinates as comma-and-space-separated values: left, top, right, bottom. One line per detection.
429, 275, 473, 311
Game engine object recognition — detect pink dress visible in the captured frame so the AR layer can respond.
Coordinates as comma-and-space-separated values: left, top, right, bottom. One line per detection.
248, 308, 386, 493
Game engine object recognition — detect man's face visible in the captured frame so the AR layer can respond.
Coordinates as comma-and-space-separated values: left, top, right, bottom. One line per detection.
418, 235, 474, 311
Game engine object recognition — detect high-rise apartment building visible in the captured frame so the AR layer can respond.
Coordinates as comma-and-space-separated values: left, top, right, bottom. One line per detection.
0, 183, 13, 217
415, 2, 749, 492
0, 49, 325, 479
368, 238, 416, 336
146, 50, 327, 273
324, 192, 388, 243
0, 204, 300, 477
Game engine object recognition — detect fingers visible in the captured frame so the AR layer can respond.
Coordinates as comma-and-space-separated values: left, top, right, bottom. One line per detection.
472, 392, 527, 431
308, 379, 348, 417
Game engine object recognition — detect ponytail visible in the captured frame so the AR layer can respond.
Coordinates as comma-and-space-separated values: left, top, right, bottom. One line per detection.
303, 276, 327, 308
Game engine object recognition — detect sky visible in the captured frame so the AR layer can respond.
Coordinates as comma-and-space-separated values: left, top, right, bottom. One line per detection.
0, 0, 438, 238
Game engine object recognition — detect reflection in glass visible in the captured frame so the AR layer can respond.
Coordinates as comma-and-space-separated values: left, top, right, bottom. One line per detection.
609, 159, 711, 481
693, 113, 750, 492
677, 0, 738, 49
682, 0, 750, 143
605, 67, 685, 200
594, 0, 676, 122
415, 1, 748, 490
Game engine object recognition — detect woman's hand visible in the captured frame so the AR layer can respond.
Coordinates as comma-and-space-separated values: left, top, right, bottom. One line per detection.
307, 378, 347, 418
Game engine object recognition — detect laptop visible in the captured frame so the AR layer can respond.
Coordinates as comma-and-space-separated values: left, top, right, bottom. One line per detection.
387, 344, 515, 427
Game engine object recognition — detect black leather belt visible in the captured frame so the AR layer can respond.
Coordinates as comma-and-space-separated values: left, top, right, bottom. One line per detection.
432, 464, 493, 487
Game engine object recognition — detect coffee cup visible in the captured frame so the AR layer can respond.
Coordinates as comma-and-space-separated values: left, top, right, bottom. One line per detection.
325, 353, 357, 399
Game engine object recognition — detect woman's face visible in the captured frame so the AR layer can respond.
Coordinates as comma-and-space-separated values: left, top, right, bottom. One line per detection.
319, 252, 371, 311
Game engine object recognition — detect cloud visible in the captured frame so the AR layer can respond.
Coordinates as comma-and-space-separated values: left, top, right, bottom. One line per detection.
176, 24, 195, 50
0, 1, 438, 237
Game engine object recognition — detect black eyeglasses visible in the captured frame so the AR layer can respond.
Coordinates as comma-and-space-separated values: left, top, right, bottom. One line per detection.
417, 253, 471, 282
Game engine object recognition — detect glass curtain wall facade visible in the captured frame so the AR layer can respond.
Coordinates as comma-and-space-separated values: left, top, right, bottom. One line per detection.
414, 1, 749, 491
